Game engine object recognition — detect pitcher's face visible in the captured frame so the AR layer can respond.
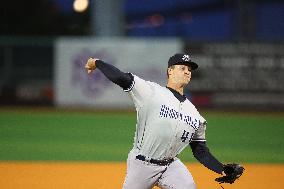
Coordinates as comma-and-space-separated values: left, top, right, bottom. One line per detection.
168, 65, 192, 86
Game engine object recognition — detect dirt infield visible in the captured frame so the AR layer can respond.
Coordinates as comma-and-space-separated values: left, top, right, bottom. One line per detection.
0, 162, 283, 189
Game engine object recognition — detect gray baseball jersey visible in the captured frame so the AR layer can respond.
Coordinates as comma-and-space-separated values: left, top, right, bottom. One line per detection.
125, 74, 206, 160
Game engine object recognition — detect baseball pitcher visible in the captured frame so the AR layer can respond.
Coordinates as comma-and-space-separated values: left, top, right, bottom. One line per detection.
85, 53, 244, 189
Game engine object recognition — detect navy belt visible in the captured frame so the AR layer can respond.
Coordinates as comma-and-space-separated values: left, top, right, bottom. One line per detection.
136, 155, 174, 166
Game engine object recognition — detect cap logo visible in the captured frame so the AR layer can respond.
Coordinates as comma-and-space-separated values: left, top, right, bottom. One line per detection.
182, 55, 190, 61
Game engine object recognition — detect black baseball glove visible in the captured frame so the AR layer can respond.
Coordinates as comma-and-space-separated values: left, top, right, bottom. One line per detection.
215, 163, 244, 184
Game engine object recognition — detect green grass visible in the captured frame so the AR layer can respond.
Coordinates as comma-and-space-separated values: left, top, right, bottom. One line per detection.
0, 109, 284, 163
180, 112, 284, 163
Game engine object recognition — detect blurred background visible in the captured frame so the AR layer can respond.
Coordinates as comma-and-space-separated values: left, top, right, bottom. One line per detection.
0, 1, 284, 188
0, 0, 283, 110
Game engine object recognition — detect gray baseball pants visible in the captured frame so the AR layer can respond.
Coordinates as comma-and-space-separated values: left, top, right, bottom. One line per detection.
122, 149, 196, 189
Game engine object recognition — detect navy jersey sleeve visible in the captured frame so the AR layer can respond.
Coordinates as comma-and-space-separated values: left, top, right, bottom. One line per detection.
190, 141, 224, 174
96, 60, 134, 91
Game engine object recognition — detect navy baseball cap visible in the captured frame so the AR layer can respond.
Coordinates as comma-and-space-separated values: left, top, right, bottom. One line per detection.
168, 53, 198, 70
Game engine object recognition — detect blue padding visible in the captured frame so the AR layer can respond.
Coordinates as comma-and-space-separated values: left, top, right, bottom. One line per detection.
124, 0, 223, 16
181, 10, 233, 40
256, 3, 284, 41
127, 9, 233, 41
124, 0, 177, 15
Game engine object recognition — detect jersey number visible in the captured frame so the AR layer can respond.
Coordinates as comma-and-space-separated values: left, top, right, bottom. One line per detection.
181, 130, 194, 143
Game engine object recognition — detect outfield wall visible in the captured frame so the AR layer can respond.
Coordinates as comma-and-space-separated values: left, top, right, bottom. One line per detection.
54, 38, 182, 108
54, 38, 284, 110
